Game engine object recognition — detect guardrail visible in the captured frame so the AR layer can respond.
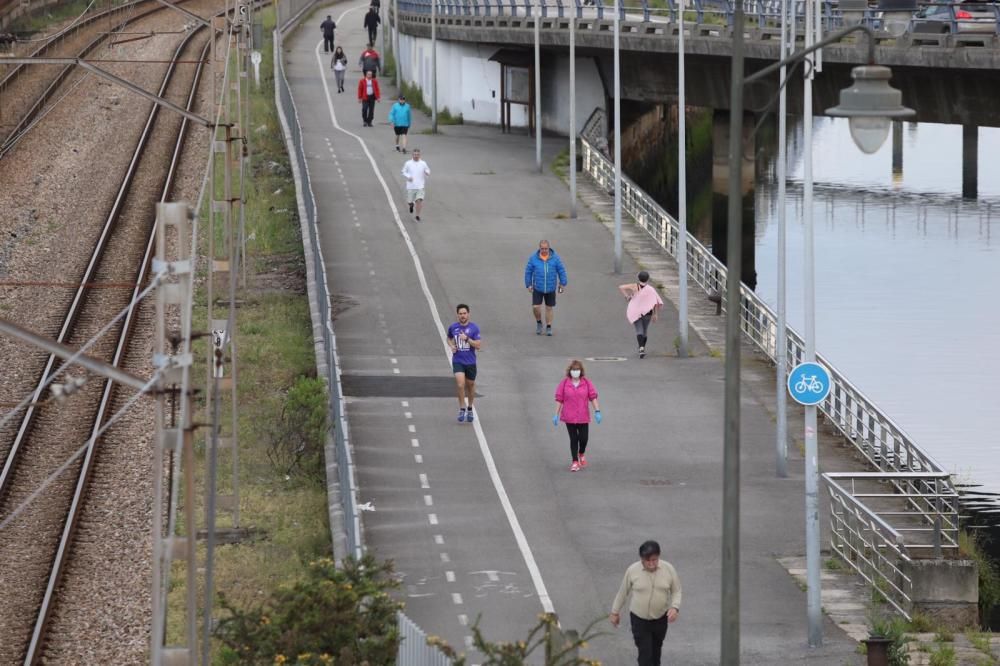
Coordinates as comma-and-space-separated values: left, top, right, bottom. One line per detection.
823, 472, 960, 618
398, 612, 455, 666
275, 26, 363, 562
580, 127, 952, 485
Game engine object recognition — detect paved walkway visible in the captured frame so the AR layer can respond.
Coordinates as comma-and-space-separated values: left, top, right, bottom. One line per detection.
285, 5, 864, 663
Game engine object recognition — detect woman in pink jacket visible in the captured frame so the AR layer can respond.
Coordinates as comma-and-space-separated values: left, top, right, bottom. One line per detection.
554, 359, 602, 472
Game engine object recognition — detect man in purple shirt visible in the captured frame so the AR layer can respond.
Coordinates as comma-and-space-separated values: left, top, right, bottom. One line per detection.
447, 303, 481, 423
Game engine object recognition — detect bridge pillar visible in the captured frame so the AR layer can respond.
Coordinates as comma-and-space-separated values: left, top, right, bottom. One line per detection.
891, 121, 903, 184
962, 124, 978, 200
711, 109, 757, 290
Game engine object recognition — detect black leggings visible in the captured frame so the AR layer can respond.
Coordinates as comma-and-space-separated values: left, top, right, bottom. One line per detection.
565, 423, 589, 462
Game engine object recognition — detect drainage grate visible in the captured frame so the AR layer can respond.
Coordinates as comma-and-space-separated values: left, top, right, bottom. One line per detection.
340, 375, 462, 398
585, 356, 628, 362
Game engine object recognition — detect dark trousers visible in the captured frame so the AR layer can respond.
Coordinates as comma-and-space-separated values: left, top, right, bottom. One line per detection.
566, 423, 589, 462
323, 35, 334, 51
361, 94, 376, 124
630, 612, 668, 666
367, 27, 377, 44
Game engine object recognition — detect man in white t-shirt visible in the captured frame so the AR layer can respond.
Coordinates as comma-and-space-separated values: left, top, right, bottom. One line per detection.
400, 149, 431, 221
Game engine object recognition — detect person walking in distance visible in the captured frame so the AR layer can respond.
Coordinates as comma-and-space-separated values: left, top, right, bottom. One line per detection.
610, 540, 682, 666
331, 46, 348, 93
357, 69, 380, 127
447, 304, 481, 423
553, 359, 601, 472
619, 271, 663, 358
401, 148, 430, 221
388, 94, 411, 153
320, 15, 336, 52
358, 43, 381, 76
524, 240, 568, 336
363, 6, 381, 46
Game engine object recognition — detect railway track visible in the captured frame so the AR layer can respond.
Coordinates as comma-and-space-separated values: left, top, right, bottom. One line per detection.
0, 15, 214, 662
0, 0, 197, 157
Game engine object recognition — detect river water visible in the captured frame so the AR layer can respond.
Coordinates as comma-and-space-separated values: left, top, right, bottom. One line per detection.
751, 119, 1000, 497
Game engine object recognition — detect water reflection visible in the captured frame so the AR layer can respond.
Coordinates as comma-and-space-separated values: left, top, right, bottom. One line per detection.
754, 118, 1000, 494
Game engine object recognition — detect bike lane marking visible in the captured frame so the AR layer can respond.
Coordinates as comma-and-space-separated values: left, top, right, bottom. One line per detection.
311, 26, 556, 617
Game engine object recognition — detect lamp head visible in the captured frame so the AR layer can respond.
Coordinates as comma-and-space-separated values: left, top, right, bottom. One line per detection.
825, 65, 915, 154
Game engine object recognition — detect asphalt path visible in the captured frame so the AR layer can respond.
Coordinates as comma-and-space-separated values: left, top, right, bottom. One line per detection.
284, 5, 862, 663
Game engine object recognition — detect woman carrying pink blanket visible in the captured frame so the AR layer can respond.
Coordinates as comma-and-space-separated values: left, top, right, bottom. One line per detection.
619, 271, 663, 359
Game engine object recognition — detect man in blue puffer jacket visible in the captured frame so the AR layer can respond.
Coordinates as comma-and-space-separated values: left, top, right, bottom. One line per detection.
524, 239, 568, 336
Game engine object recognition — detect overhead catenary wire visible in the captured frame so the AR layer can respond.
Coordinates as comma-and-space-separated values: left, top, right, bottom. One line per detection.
0, 272, 166, 435
0, 374, 161, 534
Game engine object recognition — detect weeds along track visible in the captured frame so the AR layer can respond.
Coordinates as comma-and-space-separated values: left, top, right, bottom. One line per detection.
0, 0, 200, 156
0, 16, 215, 662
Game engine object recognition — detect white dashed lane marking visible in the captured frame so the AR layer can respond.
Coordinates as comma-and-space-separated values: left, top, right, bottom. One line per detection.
424, 495, 433, 506
414, 454, 423, 463
419, 473, 429, 489
445, 571, 455, 583
428, 514, 438, 525
452, 593, 463, 605
434, 534, 444, 545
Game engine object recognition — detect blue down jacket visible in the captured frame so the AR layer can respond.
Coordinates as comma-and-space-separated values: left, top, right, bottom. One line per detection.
524, 248, 568, 293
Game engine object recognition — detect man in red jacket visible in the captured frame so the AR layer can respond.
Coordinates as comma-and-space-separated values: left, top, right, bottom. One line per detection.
357, 70, 380, 127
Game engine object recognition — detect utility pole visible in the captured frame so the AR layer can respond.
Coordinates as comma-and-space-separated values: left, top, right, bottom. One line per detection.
151, 202, 197, 665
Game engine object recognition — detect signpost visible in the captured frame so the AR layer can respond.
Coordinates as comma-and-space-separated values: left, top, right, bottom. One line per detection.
250, 50, 262, 87
787, 361, 831, 406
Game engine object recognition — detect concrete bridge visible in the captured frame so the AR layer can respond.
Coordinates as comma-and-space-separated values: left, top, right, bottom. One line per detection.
392, 0, 1000, 127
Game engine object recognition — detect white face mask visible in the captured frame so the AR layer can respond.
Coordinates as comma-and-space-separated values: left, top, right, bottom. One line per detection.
570, 369, 582, 379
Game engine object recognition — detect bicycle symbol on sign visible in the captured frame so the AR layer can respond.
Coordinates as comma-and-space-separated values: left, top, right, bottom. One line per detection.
794, 375, 825, 394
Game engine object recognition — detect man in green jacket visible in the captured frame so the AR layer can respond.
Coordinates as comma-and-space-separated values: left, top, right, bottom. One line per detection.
610, 540, 682, 666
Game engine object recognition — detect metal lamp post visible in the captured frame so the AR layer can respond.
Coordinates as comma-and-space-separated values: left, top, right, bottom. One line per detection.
569, 4, 577, 217
612, 0, 622, 274
431, 0, 437, 132
535, 0, 542, 172
721, 18, 914, 661
677, 0, 688, 357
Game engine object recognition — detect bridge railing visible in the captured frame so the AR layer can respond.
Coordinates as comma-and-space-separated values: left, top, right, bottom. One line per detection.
397, 0, 896, 35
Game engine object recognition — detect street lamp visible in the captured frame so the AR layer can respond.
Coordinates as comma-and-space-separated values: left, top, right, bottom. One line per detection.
721, 19, 914, 663
826, 65, 915, 153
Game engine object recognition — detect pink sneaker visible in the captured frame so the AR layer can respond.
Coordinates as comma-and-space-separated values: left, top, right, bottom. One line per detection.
570, 461, 581, 472
579, 454, 588, 468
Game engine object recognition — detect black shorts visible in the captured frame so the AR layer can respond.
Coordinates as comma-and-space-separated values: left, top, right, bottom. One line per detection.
452, 362, 477, 380
531, 290, 556, 307
394, 126, 409, 136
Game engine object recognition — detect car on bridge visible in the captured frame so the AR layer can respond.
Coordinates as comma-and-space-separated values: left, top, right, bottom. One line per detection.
910, 0, 1000, 34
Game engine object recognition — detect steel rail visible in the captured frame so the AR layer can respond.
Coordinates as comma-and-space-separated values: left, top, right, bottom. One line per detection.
0, 0, 199, 155
0, 0, 207, 505
21, 25, 212, 664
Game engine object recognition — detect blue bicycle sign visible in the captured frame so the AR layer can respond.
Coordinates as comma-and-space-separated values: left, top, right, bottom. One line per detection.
788, 362, 831, 406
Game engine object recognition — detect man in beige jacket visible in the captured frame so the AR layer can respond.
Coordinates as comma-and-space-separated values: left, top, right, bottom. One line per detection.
610, 540, 682, 666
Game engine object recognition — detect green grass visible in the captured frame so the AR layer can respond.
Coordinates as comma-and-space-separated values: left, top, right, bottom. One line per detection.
907, 612, 935, 633
398, 81, 462, 126
928, 643, 956, 666
961, 529, 1000, 625
7, 0, 108, 34
934, 628, 955, 643
966, 630, 993, 656
166, 7, 331, 655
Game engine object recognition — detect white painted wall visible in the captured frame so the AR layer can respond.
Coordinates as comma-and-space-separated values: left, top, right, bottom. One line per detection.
395, 32, 606, 134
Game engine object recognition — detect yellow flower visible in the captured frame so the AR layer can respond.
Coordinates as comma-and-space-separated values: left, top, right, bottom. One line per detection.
274, 655, 287, 665
260, 616, 271, 625
298, 653, 312, 661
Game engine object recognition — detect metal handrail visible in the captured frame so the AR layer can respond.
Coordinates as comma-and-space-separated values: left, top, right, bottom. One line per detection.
825, 475, 914, 617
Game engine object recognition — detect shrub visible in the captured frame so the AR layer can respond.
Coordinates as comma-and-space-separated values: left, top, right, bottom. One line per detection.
215, 554, 402, 665
266, 376, 328, 479
429, 612, 605, 666
868, 613, 911, 666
